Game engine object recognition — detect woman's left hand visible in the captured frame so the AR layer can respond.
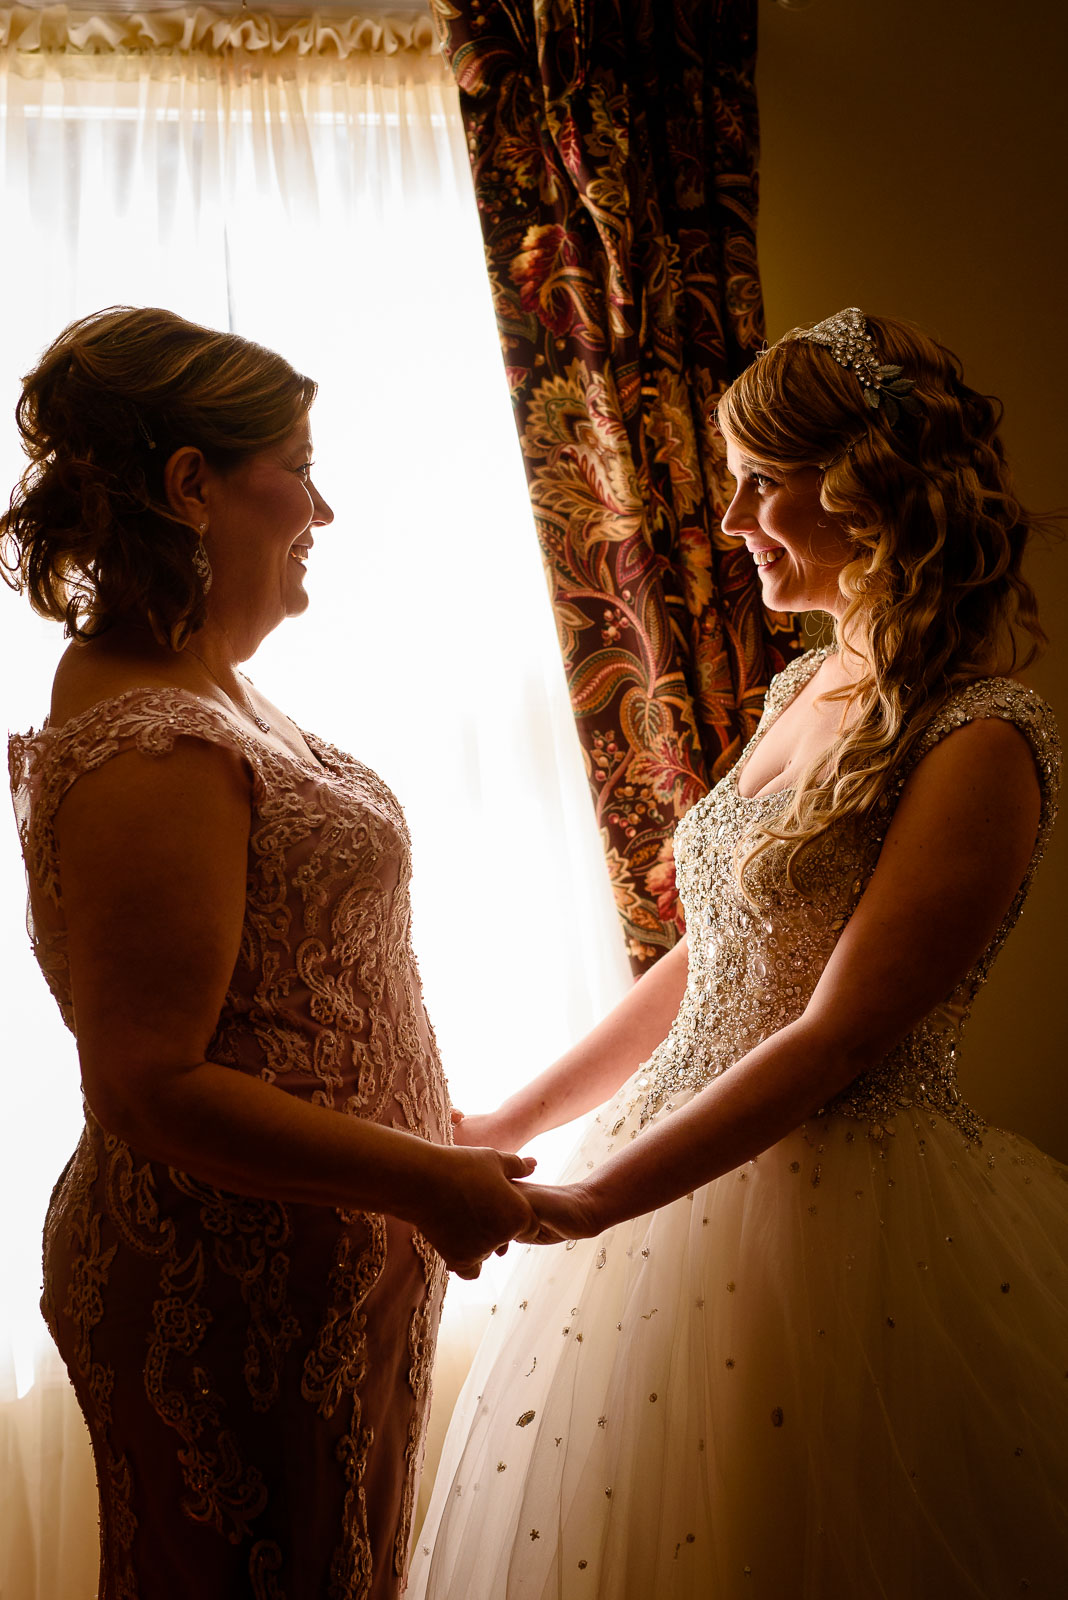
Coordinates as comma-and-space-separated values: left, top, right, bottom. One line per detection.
511, 1180, 600, 1245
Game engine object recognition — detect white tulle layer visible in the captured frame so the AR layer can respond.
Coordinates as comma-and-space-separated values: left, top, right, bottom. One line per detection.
411, 1082, 1068, 1600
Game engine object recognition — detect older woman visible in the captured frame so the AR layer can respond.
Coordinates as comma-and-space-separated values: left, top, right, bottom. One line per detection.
4, 306, 535, 1599
412, 310, 1068, 1598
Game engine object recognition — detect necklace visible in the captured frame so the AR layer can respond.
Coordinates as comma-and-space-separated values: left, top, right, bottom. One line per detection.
187, 649, 272, 733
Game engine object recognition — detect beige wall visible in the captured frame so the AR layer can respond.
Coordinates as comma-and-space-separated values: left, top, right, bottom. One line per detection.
757, 0, 1068, 1158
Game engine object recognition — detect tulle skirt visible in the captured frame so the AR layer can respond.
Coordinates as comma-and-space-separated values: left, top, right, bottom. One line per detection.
410, 1078, 1068, 1600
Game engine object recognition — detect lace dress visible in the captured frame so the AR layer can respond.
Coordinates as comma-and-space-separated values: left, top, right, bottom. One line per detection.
8, 690, 452, 1600
411, 651, 1068, 1600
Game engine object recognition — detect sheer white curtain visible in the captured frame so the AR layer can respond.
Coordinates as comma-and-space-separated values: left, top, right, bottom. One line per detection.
0, 11, 631, 1592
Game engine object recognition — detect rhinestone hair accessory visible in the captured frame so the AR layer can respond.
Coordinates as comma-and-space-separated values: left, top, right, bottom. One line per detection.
788, 307, 920, 424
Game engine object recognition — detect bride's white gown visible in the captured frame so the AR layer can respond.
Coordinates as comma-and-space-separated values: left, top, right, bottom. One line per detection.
411, 651, 1068, 1600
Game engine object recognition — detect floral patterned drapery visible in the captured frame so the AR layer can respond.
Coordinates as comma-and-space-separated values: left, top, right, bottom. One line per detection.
431, 0, 803, 969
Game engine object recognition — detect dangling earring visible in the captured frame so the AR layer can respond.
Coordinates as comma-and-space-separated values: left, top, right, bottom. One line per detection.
192, 522, 212, 592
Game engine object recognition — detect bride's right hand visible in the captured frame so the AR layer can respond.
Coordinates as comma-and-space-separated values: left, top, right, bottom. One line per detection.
418, 1145, 538, 1279
450, 1106, 529, 1152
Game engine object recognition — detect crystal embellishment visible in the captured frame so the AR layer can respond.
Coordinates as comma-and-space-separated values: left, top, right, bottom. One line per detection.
788, 307, 920, 423
631, 652, 1060, 1142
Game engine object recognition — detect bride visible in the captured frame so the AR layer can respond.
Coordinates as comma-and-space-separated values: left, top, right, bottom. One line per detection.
411, 310, 1068, 1598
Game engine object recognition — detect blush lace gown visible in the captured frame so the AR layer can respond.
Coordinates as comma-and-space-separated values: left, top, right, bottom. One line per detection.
411, 650, 1068, 1600
9, 691, 452, 1600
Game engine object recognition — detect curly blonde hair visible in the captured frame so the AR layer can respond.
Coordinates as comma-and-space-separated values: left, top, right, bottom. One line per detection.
715, 311, 1046, 889
1, 306, 317, 649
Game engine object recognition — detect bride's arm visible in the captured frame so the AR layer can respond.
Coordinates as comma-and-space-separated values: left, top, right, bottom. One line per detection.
519, 715, 1042, 1238
454, 935, 690, 1150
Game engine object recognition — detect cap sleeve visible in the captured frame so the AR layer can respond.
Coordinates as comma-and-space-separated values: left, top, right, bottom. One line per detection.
8, 688, 260, 910
899, 678, 1059, 843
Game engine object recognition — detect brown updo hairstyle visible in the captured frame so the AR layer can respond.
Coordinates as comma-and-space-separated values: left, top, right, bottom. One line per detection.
715, 311, 1046, 888
1, 306, 317, 649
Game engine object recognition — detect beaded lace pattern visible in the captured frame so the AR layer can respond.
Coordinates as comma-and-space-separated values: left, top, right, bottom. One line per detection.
9, 689, 452, 1598
635, 651, 1060, 1141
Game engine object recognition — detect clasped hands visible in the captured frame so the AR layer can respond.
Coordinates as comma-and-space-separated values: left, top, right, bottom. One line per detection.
427, 1108, 596, 1280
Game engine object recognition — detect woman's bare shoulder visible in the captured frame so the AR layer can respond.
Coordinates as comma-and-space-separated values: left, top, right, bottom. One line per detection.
49, 633, 192, 727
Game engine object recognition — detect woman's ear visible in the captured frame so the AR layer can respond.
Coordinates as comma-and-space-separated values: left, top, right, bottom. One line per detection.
163, 445, 209, 525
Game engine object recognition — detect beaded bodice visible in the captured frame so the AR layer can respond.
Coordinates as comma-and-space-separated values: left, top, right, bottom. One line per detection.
640, 652, 1060, 1140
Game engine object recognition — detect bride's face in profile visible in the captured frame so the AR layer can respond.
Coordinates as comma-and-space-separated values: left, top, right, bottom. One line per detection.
720, 436, 854, 618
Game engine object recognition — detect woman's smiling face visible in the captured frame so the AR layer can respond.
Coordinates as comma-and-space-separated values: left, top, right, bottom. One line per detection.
201, 413, 334, 645
721, 435, 854, 618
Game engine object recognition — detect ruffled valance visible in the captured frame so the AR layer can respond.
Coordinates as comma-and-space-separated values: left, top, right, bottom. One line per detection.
0, 4, 439, 57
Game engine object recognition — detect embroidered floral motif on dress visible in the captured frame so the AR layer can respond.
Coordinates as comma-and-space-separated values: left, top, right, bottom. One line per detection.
9, 689, 453, 1598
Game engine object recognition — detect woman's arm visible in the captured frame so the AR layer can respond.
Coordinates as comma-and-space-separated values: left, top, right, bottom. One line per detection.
55, 738, 535, 1275
453, 934, 690, 1151
519, 715, 1043, 1238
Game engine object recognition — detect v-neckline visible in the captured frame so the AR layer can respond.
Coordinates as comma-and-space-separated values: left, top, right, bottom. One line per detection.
732, 649, 833, 803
